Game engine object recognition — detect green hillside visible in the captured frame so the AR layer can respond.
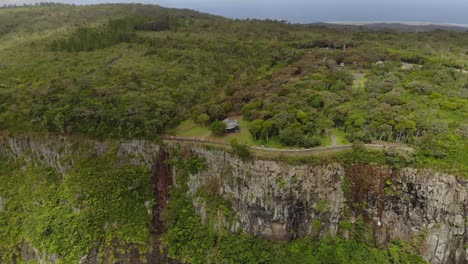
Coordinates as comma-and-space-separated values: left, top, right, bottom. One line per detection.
0, 3, 467, 263
1, 4, 466, 175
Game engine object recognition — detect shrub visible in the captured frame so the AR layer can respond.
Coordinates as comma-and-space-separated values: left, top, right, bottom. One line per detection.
230, 139, 252, 161
301, 135, 321, 148
279, 124, 303, 146
210, 121, 226, 137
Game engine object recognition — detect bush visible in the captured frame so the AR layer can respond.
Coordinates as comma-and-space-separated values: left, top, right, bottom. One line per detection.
301, 135, 321, 148
347, 131, 372, 143
230, 139, 252, 161
279, 124, 303, 146
196, 113, 210, 127
418, 134, 451, 159
0, 155, 152, 263
210, 121, 226, 137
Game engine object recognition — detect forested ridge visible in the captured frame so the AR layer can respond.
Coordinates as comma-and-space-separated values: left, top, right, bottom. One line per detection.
0, 3, 466, 175
0, 3, 467, 263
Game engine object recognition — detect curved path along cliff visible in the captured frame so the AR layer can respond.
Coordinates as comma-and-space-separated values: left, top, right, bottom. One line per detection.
161, 136, 414, 154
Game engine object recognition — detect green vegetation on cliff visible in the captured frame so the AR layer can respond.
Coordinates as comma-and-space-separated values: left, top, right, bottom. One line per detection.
161, 151, 426, 264
0, 154, 152, 263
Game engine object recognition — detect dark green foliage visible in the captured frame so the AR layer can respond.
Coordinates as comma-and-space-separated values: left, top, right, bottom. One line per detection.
0, 154, 152, 263
161, 182, 217, 264
302, 135, 322, 148
210, 120, 227, 137
384, 150, 414, 169
418, 133, 452, 159
230, 139, 252, 161
342, 144, 387, 166
134, 13, 171, 31
279, 123, 304, 146
51, 18, 137, 52
249, 119, 276, 141
414, 133, 467, 175
1, 5, 290, 140
242, 101, 263, 121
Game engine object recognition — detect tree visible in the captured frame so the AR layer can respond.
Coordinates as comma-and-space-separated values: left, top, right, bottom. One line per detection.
196, 114, 210, 127
309, 94, 324, 109
249, 119, 264, 140
369, 74, 399, 93
316, 117, 334, 134
279, 123, 303, 146
301, 135, 321, 148
378, 124, 392, 141
261, 120, 275, 141
272, 111, 294, 130
207, 104, 226, 121
242, 101, 261, 121
347, 130, 371, 143
296, 110, 308, 124
345, 112, 367, 131
210, 121, 226, 137
384, 89, 405, 106
329, 80, 347, 92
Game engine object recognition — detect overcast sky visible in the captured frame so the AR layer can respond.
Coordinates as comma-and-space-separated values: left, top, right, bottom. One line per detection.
2, 0, 468, 24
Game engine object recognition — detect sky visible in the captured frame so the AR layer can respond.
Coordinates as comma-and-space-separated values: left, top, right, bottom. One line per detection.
2, 0, 468, 24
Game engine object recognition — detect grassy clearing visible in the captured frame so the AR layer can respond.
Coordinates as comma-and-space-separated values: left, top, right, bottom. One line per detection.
332, 128, 350, 145
253, 137, 283, 148
217, 117, 255, 145
172, 117, 255, 144
320, 135, 332, 146
172, 120, 211, 138
172, 118, 349, 149
352, 73, 367, 93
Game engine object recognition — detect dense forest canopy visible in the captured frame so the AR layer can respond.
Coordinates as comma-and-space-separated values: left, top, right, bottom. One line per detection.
0, 3, 467, 174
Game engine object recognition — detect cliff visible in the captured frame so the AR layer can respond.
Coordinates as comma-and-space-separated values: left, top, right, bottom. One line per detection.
189, 146, 467, 263
0, 136, 466, 263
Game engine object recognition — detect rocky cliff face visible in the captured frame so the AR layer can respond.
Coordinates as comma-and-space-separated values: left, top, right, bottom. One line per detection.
186, 146, 467, 264
0, 137, 466, 264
